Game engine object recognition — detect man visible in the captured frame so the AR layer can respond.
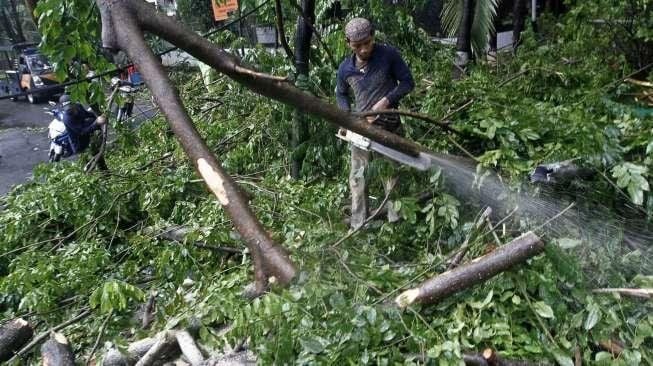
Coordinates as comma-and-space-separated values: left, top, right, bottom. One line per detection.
51, 94, 106, 164
336, 17, 415, 230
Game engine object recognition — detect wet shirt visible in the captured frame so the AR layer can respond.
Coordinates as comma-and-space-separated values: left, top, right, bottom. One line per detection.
336, 43, 414, 131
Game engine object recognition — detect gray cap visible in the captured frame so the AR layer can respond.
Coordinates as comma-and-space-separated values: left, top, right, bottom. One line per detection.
345, 18, 373, 42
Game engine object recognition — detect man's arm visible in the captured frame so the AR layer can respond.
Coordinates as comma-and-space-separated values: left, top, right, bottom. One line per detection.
385, 48, 415, 106
335, 65, 351, 112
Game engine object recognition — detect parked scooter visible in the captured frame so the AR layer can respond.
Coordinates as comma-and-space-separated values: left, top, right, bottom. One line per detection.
46, 96, 100, 162
46, 101, 70, 162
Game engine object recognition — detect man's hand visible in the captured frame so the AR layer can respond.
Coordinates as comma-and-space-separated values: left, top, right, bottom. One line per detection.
367, 97, 390, 123
372, 97, 390, 111
96, 115, 107, 126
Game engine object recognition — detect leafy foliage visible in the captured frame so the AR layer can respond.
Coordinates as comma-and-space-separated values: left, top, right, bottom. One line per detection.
1, 1, 652, 365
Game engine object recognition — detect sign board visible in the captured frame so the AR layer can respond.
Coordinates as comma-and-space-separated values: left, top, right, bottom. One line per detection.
212, 0, 238, 21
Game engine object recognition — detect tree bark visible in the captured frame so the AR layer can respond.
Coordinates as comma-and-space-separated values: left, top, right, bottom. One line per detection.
452, 0, 474, 80
8, 0, 25, 42
134, 331, 180, 366
0, 318, 33, 362
0, 8, 18, 43
23, 0, 38, 24
175, 330, 204, 366
291, 0, 314, 178
41, 332, 75, 366
273, 0, 294, 63
396, 231, 545, 307
99, 0, 297, 289
512, 0, 527, 51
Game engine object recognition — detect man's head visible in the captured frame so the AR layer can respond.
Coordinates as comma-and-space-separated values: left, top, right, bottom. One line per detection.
345, 18, 374, 61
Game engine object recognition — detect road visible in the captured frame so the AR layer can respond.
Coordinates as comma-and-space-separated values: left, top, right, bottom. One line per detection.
0, 97, 157, 196
0, 98, 52, 196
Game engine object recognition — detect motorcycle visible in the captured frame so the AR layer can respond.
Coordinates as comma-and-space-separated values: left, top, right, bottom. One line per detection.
46, 101, 97, 162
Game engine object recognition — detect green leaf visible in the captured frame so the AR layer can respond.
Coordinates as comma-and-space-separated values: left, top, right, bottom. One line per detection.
553, 352, 574, 366
533, 301, 555, 319
584, 304, 601, 330
300, 336, 328, 354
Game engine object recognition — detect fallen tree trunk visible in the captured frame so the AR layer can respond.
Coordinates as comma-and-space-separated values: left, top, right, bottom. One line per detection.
41, 332, 75, 366
103, 330, 182, 366
0, 318, 33, 361
396, 232, 545, 307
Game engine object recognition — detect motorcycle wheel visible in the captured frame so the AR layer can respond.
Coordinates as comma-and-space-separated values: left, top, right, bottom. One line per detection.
27, 92, 39, 104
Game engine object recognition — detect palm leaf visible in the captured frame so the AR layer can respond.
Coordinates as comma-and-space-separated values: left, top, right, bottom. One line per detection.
470, 0, 499, 56
441, 0, 464, 38
441, 0, 500, 56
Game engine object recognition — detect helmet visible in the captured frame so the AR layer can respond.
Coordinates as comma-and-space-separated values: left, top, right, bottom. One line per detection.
59, 94, 71, 106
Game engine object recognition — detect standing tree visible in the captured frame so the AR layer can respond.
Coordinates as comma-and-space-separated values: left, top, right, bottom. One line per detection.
291, 0, 315, 179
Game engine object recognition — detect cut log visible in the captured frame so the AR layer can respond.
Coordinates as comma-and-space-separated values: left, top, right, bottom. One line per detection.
41, 332, 75, 366
102, 346, 129, 366
592, 288, 652, 299
396, 232, 545, 307
134, 331, 180, 366
0, 318, 33, 361
175, 330, 204, 365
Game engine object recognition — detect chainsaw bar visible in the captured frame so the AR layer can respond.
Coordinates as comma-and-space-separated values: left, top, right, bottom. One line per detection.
336, 130, 435, 171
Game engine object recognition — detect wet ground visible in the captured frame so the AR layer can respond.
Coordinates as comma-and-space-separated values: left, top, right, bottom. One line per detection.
0, 97, 157, 196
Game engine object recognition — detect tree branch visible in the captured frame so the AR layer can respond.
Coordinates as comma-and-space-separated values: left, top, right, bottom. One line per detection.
274, 0, 295, 63
101, 0, 297, 286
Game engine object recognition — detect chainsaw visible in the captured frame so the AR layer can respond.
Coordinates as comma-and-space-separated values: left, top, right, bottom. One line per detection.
336, 129, 435, 171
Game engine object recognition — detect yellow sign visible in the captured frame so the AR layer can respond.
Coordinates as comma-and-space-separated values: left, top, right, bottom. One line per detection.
212, 0, 238, 21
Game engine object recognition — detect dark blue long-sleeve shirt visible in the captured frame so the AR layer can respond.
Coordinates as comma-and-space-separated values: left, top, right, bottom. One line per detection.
62, 104, 99, 152
336, 43, 414, 130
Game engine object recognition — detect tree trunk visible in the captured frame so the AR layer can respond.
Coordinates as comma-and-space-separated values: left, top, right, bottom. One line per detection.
452, 0, 474, 80
23, 0, 38, 24
41, 332, 75, 366
412, 0, 443, 37
0, 318, 33, 362
0, 8, 18, 43
8, 0, 25, 42
291, 0, 314, 179
98, 0, 297, 290
512, 0, 527, 51
396, 231, 545, 307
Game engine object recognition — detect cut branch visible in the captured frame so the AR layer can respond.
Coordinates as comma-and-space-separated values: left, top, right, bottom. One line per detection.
354, 109, 461, 135
175, 330, 204, 365
592, 288, 653, 299
0, 318, 33, 362
41, 332, 75, 366
396, 232, 545, 307
134, 331, 180, 366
